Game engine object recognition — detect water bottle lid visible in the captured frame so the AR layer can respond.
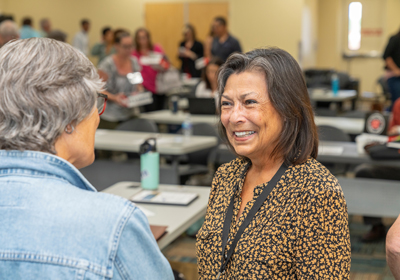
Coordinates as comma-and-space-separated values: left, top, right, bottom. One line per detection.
139, 138, 157, 154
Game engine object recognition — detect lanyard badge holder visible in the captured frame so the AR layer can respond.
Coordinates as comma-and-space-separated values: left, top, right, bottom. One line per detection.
139, 138, 159, 190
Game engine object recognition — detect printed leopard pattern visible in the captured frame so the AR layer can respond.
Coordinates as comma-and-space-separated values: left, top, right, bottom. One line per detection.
196, 157, 351, 279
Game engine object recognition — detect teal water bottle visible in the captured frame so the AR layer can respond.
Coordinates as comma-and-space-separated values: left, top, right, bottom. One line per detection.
331, 73, 339, 96
139, 138, 159, 190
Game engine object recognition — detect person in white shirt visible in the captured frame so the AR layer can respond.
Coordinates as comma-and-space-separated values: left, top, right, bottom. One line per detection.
195, 57, 223, 99
73, 19, 90, 56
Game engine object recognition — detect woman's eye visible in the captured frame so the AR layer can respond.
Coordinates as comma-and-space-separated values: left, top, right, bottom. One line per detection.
245, 99, 257, 105
221, 101, 232, 106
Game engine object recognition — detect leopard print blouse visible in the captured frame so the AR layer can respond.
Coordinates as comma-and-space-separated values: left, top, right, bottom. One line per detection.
196, 157, 351, 279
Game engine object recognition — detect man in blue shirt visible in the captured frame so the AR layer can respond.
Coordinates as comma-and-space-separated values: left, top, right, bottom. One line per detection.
211, 16, 242, 61
19, 17, 41, 39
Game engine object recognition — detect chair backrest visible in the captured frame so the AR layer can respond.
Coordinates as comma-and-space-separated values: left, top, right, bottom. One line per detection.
377, 76, 391, 99
116, 119, 158, 133
318, 125, 351, 142
188, 123, 220, 165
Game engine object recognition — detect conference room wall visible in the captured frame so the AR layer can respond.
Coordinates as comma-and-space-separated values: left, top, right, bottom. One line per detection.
316, 0, 400, 93
2, 0, 305, 64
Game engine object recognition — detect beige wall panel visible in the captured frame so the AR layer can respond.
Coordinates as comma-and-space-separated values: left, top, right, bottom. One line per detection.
4, 0, 305, 65
316, 0, 342, 70
188, 2, 228, 43
230, 0, 303, 59
385, 0, 400, 36
4, 0, 144, 64
145, 3, 184, 68
301, 0, 318, 69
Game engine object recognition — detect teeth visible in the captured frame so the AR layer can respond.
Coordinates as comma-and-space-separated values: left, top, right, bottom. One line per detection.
234, 131, 255, 137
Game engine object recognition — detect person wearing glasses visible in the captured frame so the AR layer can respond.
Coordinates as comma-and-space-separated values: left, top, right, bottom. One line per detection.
196, 48, 351, 279
98, 31, 143, 129
0, 38, 174, 279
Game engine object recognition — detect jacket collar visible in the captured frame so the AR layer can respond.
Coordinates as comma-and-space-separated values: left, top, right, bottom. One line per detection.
0, 150, 96, 192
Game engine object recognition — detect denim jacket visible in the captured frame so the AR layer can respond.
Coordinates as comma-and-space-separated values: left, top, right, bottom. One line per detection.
0, 150, 174, 280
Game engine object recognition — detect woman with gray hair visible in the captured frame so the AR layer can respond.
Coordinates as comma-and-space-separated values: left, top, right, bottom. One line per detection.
0, 38, 173, 279
196, 48, 350, 279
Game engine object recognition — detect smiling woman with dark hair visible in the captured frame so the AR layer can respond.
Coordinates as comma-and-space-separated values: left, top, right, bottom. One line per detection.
196, 48, 351, 279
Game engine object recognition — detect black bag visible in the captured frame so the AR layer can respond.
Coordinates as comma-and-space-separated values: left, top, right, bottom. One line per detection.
365, 143, 400, 160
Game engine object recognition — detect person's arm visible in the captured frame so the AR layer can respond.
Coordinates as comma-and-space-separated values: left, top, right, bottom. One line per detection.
73, 33, 83, 52
98, 65, 127, 107
388, 99, 400, 135
114, 206, 174, 280
91, 43, 103, 57
204, 36, 213, 59
387, 214, 400, 279
386, 57, 400, 76
233, 38, 242, 53
295, 187, 351, 279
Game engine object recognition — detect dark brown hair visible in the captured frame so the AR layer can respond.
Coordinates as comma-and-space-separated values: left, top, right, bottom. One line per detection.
203, 57, 224, 90
184, 24, 197, 41
217, 47, 318, 165
214, 16, 227, 27
134, 28, 154, 53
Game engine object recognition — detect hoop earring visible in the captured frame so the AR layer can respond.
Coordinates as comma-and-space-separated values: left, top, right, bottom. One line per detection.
65, 125, 74, 134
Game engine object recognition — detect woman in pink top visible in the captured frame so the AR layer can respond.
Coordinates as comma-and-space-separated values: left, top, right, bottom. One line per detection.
132, 28, 166, 111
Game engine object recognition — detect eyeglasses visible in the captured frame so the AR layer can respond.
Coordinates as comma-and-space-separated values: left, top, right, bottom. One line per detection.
97, 93, 108, 115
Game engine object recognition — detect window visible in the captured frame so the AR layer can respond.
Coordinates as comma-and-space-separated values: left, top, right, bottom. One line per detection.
348, 2, 363, 50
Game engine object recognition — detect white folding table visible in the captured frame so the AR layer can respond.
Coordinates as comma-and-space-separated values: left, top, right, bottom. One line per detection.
102, 181, 210, 250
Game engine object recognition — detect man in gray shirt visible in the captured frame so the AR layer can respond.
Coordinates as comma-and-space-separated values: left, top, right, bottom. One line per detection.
73, 19, 90, 56
211, 16, 242, 61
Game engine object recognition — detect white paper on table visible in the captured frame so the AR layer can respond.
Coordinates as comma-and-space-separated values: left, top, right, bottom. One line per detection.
318, 146, 344, 155
131, 190, 198, 206
136, 205, 155, 217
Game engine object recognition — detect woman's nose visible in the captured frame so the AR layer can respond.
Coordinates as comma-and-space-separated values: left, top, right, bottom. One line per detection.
229, 104, 246, 124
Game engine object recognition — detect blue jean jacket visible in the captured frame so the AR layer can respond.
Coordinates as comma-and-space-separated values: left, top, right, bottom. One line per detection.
0, 150, 174, 280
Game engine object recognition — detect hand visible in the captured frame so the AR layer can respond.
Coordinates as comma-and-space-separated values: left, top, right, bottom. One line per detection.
113, 93, 128, 107
184, 49, 197, 60
388, 126, 400, 136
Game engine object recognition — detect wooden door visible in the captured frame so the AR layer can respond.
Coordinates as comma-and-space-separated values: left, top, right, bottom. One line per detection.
145, 2, 229, 68
145, 3, 184, 68
188, 2, 229, 43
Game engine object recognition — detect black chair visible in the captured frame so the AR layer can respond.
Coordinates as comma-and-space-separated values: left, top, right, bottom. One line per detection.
318, 125, 351, 175
178, 123, 220, 185
116, 118, 158, 133
304, 69, 360, 111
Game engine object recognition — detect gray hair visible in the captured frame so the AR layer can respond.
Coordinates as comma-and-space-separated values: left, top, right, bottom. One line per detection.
0, 20, 19, 45
0, 38, 104, 154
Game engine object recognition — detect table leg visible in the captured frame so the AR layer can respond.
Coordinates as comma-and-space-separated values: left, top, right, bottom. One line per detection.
170, 155, 180, 185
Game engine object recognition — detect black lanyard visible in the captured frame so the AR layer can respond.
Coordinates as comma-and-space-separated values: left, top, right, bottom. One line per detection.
216, 163, 288, 280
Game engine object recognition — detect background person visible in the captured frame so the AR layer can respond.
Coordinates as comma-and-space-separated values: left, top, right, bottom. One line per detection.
0, 20, 19, 47
98, 32, 143, 129
0, 38, 173, 279
210, 16, 241, 61
91, 26, 115, 66
73, 19, 90, 56
387, 214, 400, 279
47, 29, 67, 42
196, 48, 350, 279
19, 17, 41, 39
39, 18, 51, 37
383, 27, 400, 111
132, 27, 167, 111
195, 57, 223, 99
178, 23, 203, 78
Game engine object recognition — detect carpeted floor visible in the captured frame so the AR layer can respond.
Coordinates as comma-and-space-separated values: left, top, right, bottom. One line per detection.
162, 215, 396, 280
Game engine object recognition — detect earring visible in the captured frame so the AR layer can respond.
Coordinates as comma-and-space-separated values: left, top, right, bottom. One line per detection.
65, 125, 74, 134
